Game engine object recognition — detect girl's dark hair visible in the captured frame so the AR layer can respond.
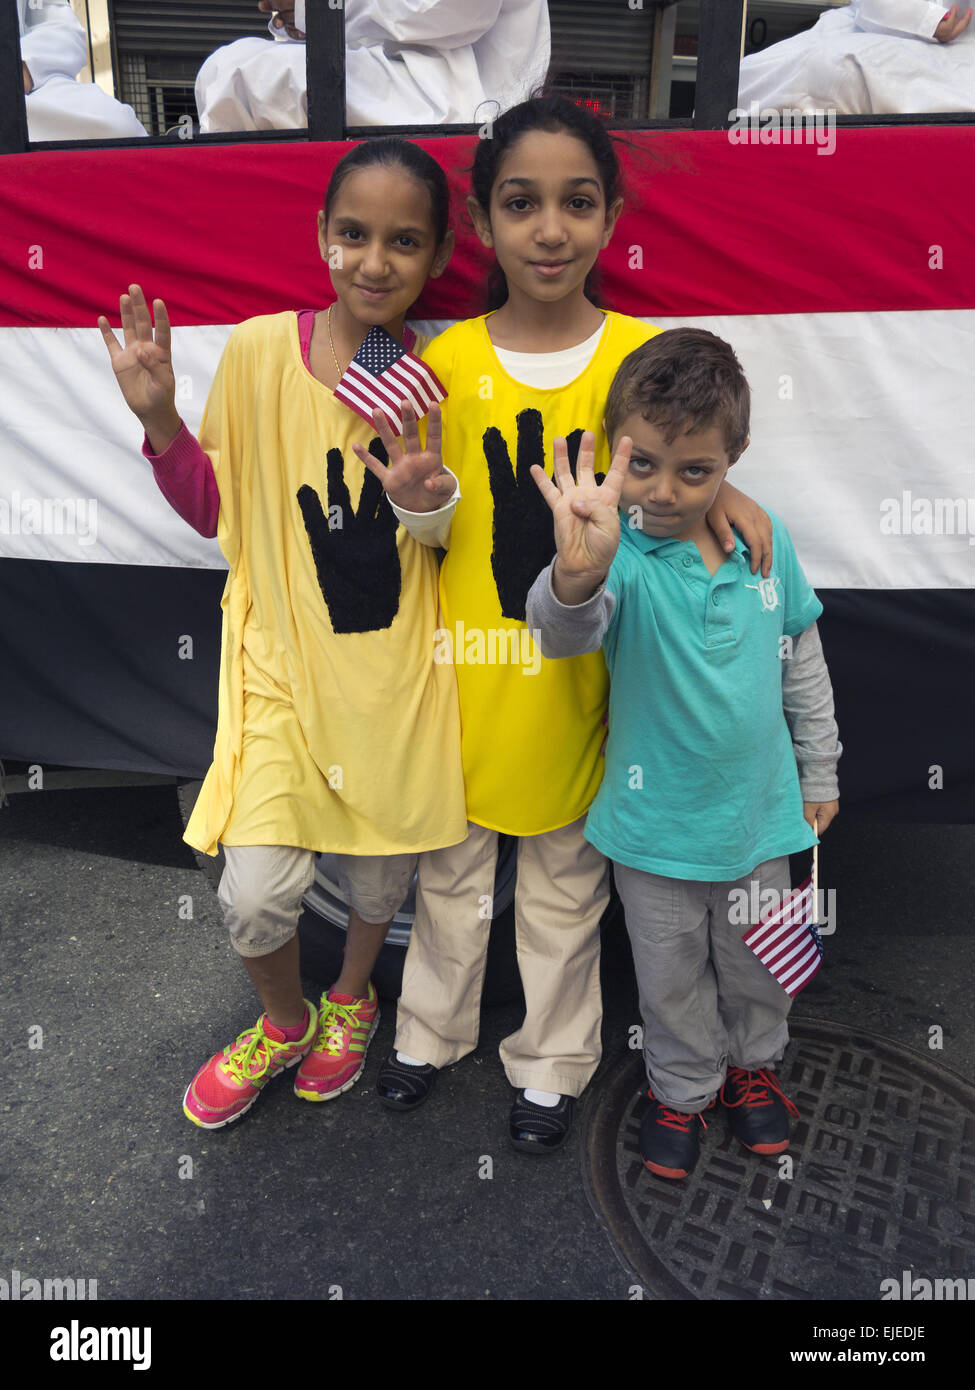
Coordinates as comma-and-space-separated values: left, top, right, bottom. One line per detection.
323, 137, 451, 245
469, 94, 625, 310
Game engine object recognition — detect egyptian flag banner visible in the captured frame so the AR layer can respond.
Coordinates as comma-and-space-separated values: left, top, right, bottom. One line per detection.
333, 323, 446, 435
0, 130, 972, 814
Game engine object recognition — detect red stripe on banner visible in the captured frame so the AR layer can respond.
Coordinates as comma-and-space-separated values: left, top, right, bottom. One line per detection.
1, 128, 974, 329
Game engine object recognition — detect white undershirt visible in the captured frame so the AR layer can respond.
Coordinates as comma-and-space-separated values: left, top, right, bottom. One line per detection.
492, 322, 606, 390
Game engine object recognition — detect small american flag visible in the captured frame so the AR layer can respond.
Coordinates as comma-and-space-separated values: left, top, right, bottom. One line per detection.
333, 324, 446, 436
742, 856, 823, 997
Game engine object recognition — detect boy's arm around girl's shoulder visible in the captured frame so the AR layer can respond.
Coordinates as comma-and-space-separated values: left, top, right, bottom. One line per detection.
525, 560, 617, 659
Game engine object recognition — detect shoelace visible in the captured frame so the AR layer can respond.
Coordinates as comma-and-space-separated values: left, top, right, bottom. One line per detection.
221, 1022, 288, 1084
648, 1089, 708, 1133
317, 999, 366, 1057
721, 1067, 800, 1119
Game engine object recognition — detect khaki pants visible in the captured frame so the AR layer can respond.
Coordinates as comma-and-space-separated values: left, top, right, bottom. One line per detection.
219, 844, 417, 958
394, 819, 609, 1096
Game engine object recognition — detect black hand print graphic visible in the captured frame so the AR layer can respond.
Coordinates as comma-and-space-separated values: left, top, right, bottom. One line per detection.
485, 409, 585, 621
297, 438, 402, 634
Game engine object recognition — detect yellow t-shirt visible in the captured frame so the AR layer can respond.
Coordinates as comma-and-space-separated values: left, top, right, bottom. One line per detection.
185, 311, 468, 857
424, 311, 658, 837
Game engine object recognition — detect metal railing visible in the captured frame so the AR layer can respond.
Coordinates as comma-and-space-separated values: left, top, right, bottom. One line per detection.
2, 1, 973, 156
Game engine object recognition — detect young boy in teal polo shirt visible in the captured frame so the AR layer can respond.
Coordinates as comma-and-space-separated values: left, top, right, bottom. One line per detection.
525, 328, 842, 1179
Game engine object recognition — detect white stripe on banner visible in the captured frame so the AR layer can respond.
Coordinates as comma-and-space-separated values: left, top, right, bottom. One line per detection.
2, 313, 974, 584
650, 311, 975, 591
0, 324, 230, 569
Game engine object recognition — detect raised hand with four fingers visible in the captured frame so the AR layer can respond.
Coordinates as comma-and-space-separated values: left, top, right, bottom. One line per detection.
530, 429, 633, 607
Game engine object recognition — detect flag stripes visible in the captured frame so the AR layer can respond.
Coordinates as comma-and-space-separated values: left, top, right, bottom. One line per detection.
1, 130, 973, 802
2, 130, 974, 328
332, 326, 446, 435
743, 874, 824, 996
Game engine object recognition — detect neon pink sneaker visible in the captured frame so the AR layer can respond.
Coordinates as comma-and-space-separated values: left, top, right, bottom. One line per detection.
182, 1002, 318, 1129
294, 984, 380, 1101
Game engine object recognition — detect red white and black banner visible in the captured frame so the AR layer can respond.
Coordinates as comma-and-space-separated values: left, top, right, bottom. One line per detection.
0, 131, 973, 811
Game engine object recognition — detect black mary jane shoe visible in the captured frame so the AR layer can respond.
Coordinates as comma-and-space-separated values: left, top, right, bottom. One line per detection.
509, 1090, 574, 1154
376, 1050, 438, 1111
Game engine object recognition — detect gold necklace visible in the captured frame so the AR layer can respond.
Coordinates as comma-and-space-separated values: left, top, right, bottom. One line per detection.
326, 305, 344, 380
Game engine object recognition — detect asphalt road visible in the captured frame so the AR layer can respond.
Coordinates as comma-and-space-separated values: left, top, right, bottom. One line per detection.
1, 775, 973, 1306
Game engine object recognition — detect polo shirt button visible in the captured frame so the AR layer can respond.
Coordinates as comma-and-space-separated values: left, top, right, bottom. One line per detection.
711, 593, 721, 605
681, 555, 693, 567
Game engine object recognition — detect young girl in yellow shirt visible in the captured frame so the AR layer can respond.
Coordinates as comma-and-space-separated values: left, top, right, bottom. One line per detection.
361, 96, 774, 1152
98, 139, 467, 1128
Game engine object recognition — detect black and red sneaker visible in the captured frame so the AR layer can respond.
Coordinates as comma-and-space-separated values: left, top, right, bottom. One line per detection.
720, 1066, 799, 1155
639, 1088, 711, 1180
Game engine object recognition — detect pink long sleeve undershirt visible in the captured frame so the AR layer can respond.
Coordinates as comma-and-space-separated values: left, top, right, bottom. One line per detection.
140, 309, 415, 538
141, 418, 222, 537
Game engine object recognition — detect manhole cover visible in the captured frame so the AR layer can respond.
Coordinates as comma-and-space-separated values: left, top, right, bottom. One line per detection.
583, 1020, 975, 1300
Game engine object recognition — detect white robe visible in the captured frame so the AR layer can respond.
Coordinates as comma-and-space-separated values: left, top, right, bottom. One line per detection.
738, 1, 975, 116
19, 0, 147, 140
195, 0, 551, 132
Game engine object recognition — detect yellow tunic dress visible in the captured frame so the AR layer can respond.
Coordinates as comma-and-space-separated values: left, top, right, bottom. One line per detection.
185, 311, 468, 857
423, 311, 658, 837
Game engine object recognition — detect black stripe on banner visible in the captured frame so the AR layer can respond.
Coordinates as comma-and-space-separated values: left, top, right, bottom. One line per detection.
0, 558, 222, 778
0, 561, 972, 822
818, 589, 974, 823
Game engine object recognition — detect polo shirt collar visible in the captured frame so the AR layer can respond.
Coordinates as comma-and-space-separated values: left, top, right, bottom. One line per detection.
617, 513, 752, 566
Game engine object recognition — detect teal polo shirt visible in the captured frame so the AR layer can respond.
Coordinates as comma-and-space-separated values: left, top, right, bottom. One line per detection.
585, 509, 823, 881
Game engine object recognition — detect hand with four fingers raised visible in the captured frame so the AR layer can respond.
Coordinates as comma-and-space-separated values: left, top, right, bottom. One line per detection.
97, 284, 181, 455
352, 402, 455, 515
530, 429, 633, 608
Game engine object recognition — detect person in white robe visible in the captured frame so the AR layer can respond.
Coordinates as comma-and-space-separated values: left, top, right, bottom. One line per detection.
738, 1, 975, 116
195, 0, 551, 132
20, 0, 147, 140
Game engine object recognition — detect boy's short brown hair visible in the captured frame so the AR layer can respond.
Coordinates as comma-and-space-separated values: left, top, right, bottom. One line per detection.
605, 328, 750, 461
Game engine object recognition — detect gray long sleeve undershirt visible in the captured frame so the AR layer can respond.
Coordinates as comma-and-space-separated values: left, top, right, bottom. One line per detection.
525, 560, 842, 803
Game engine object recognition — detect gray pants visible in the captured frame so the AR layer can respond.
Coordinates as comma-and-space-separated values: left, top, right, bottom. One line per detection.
613, 857, 793, 1113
